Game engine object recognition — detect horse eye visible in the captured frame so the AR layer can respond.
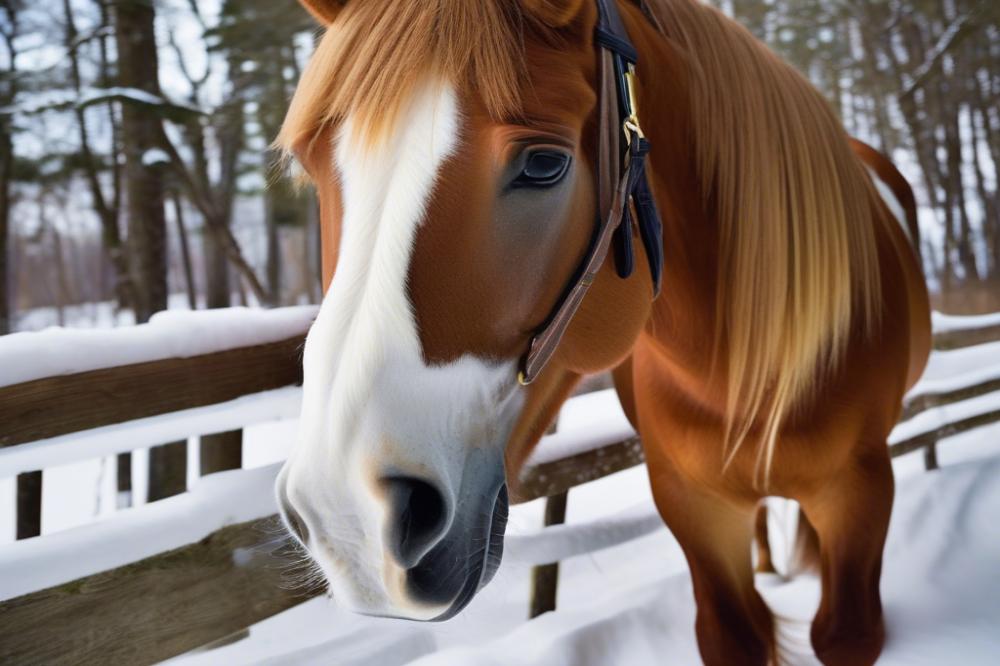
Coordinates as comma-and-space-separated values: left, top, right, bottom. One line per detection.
512, 151, 571, 188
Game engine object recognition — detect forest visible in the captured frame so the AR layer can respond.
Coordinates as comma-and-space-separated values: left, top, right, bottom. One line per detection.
0, 0, 998, 338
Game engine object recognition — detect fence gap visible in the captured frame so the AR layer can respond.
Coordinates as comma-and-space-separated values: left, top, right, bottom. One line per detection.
148, 441, 188, 502
753, 503, 777, 574
15, 471, 42, 539
200, 431, 244, 476
116, 452, 132, 508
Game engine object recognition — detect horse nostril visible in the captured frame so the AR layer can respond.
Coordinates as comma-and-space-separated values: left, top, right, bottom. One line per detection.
382, 476, 448, 568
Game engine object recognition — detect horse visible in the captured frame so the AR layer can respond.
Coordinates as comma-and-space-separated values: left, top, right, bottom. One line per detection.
273, 1, 931, 664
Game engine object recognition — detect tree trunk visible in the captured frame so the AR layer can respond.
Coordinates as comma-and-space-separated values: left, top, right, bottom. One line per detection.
172, 193, 197, 309
6, 11, 36, 527
265, 194, 281, 305
304, 197, 321, 303
203, 230, 230, 309
198, 108, 244, 476
1, 3, 16, 336
0, 123, 10, 336
114, 0, 168, 323
114, 0, 185, 501
50, 224, 71, 326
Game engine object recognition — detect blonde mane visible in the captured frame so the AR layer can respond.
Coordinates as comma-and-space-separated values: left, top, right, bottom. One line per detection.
276, 0, 538, 151
645, 0, 885, 485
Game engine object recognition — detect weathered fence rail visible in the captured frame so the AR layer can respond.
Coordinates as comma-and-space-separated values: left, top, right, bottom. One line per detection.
930, 315, 1000, 350
0, 517, 308, 665
1, 308, 999, 665
0, 336, 304, 449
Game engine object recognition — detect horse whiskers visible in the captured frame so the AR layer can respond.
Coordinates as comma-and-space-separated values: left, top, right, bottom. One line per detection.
276, 549, 329, 594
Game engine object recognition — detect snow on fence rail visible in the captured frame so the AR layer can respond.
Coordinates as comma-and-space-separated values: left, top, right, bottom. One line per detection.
1, 308, 1000, 665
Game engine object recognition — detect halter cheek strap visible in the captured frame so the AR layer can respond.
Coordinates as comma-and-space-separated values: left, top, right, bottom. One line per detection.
518, 0, 664, 386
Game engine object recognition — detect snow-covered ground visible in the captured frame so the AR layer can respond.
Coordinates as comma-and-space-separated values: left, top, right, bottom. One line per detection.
167, 434, 1000, 666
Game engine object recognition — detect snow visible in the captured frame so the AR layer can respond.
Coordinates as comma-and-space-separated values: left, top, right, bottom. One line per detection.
0, 463, 282, 600
504, 503, 663, 566
165, 453, 1000, 666
13, 292, 248, 332
0, 305, 316, 388
0, 386, 302, 478
908, 355, 1000, 398
913, 339, 1000, 390
528, 389, 635, 467
142, 148, 171, 166
930, 310, 1000, 334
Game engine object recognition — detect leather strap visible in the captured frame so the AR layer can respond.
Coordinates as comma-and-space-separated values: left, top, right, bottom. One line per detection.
519, 0, 664, 385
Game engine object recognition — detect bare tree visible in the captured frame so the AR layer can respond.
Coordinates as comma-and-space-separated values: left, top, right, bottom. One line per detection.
0, 0, 19, 337
113, 0, 185, 501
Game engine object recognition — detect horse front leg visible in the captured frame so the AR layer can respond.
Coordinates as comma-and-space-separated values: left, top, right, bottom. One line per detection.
798, 443, 893, 666
646, 455, 776, 666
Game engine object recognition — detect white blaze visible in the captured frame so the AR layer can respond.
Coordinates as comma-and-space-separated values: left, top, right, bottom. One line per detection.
280, 81, 521, 618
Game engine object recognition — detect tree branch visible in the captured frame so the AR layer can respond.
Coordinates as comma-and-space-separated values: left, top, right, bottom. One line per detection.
155, 127, 270, 305
900, 4, 987, 101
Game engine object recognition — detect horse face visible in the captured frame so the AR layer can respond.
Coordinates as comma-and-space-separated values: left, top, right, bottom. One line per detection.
277, 0, 652, 621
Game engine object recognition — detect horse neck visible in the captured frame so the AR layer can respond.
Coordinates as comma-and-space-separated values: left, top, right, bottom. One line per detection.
625, 8, 722, 353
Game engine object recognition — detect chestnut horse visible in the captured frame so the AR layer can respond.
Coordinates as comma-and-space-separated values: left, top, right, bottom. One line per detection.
274, 1, 931, 664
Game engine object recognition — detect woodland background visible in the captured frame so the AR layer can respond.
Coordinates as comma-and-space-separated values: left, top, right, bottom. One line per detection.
0, 0, 998, 340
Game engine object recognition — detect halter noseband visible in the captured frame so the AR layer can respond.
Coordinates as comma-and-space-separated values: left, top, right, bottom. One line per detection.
518, 0, 664, 385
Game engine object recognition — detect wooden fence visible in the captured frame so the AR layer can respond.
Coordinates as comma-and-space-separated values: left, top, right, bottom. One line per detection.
1, 309, 999, 664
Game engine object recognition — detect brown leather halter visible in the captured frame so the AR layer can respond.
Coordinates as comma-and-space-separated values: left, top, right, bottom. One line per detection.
518, 0, 663, 385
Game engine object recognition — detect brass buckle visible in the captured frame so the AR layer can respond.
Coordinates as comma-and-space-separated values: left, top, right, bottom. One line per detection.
623, 67, 645, 145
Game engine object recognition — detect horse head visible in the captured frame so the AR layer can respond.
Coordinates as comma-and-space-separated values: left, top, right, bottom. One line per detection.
274, 0, 655, 621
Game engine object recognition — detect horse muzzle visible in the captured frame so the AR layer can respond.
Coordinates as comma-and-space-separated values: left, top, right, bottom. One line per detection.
385, 480, 509, 621
276, 461, 509, 622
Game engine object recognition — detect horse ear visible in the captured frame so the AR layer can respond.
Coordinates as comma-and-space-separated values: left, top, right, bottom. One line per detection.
299, 0, 347, 25
522, 0, 587, 27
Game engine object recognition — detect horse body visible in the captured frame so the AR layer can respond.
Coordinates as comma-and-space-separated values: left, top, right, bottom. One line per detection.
609, 5, 931, 663
277, 1, 930, 664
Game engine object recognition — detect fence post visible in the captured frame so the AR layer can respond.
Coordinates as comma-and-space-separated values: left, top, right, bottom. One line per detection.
15, 471, 42, 539
924, 441, 939, 471
529, 490, 569, 619
201, 430, 243, 476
